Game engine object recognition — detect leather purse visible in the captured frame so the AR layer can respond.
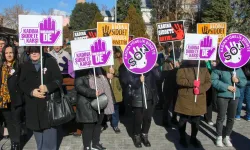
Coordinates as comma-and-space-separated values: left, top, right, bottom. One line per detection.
47, 81, 75, 127
91, 93, 108, 111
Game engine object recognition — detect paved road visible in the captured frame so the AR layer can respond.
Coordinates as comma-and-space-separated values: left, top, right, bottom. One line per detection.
1, 108, 250, 150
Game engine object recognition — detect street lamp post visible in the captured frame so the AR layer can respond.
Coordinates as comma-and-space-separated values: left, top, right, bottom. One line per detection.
115, 0, 117, 23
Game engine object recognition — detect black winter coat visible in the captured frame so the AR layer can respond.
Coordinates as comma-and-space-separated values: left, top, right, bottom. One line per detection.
120, 66, 161, 108
19, 56, 63, 131
243, 61, 250, 80
0, 62, 23, 108
74, 72, 98, 123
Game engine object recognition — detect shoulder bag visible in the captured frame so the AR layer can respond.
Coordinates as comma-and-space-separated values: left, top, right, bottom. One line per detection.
47, 80, 75, 126
91, 93, 108, 111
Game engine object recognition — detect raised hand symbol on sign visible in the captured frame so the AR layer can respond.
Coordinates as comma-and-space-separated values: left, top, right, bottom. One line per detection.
102, 25, 111, 37
128, 45, 149, 69
224, 41, 244, 63
39, 17, 60, 44
91, 39, 111, 65
200, 36, 215, 59
87, 31, 96, 38
172, 24, 184, 40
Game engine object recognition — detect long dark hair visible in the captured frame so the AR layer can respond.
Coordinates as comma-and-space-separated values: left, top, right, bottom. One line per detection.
0, 37, 8, 46
1, 45, 18, 63
1, 45, 19, 69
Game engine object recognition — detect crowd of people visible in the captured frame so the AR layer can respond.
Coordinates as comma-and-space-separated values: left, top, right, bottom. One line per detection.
0, 36, 249, 150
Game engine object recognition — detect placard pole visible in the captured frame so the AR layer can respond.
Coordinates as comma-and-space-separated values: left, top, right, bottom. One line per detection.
115, 0, 117, 23
172, 41, 176, 68
40, 46, 43, 85
195, 60, 201, 103
142, 74, 148, 109
233, 69, 236, 100
93, 67, 101, 114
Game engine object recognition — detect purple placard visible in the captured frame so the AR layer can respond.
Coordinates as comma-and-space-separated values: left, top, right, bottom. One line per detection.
123, 38, 157, 74
219, 33, 250, 68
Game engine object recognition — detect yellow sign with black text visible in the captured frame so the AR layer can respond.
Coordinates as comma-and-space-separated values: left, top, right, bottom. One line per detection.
197, 22, 227, 44
97, 22, 129, 46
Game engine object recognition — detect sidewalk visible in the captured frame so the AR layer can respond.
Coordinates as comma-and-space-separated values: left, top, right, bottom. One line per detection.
1, 110, 250, 150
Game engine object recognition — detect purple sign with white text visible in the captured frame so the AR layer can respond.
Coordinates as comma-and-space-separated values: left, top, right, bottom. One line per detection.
123, 38, 157, 74
19, 15, 63, 46
219, 33, 250, 68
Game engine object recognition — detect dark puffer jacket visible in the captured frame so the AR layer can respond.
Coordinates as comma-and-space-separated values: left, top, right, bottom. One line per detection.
74, 70, 98, 123
120, 66, 161, 108
242, 61, 250, 80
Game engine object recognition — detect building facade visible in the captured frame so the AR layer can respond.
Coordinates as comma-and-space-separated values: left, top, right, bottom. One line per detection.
141, 0, 153, 39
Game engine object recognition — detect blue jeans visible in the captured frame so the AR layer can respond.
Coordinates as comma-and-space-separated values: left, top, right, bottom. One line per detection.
111, 103, 120, 127
236, 81, 250, 118
33, 128, 57, 150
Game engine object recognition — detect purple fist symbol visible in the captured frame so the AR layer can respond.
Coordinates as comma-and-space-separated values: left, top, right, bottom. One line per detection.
39, 17, 61, 44
91, 39, 111, 65
200, 36, 215, 59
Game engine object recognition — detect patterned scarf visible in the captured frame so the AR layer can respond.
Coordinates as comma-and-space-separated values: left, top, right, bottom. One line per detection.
0, 62, 14, 108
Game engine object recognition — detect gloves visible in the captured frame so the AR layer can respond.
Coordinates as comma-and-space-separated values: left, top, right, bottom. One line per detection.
193, 87, 200, 95
193, 79, 200, 95
193, 79, 200, 88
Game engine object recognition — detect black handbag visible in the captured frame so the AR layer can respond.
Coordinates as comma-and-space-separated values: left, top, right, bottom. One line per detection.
47, 81, 75, 126
91, 93, 108, 111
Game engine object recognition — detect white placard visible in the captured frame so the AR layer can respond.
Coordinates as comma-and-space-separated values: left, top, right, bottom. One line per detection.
183, 33, 219, 60
19, 15, 63, 46
71, 37, 114, 71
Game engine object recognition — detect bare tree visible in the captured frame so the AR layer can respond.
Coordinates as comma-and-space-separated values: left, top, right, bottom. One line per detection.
3, 4, 29, 30
101, 4, 108, 11
41, 8, 54, 15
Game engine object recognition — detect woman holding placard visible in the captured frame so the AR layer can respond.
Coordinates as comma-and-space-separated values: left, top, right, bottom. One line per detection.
75, 68, 114, 150
19, 46, 63, 150
211, 62, 247, 147
175, 60, 211, 148
121, 65, 160, 148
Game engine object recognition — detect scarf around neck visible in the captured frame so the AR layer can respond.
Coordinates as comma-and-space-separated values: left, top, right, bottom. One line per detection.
32, 60, 41, 71
0, 61, 15, 108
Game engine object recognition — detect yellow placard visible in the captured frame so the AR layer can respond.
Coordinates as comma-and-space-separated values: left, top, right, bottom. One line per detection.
197, 22, 227, 44
97, 22, 129, 46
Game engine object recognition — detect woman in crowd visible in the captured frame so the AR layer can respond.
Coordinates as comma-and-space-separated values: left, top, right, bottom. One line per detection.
75, 68, 114, 150
236, 61, 250, 121
162, 55, 179, 127
0, 37, 8, 65
211, 61, 247, 147
175, 60, 211, 148
120, 64, 160, 148
104, 47, 123, 133
19, 46, 62, 150
0, 45, 23, 150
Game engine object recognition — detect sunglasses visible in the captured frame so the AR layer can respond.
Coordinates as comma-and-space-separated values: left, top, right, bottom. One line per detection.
30, 51, 40, 54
